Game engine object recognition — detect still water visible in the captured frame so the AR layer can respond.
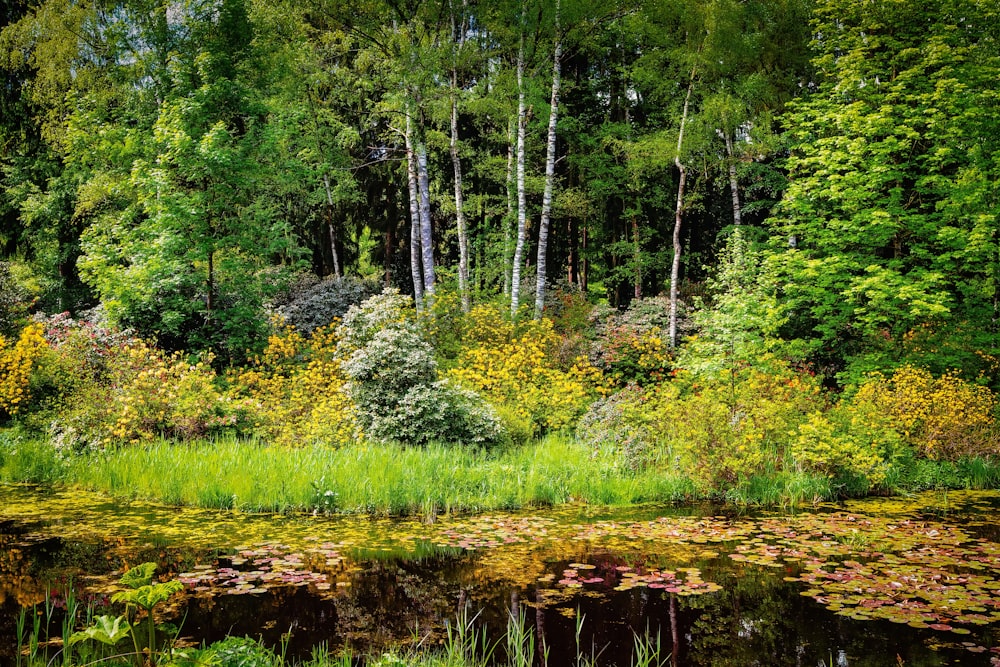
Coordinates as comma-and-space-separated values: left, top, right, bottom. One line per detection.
2, 485, 1000, 665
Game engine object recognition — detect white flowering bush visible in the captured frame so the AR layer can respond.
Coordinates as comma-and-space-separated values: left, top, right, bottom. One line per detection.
338, 290, 505, 447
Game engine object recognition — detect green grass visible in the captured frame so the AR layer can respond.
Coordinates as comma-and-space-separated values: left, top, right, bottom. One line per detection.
4, 428, 1000, 514
52, 434, 695, 515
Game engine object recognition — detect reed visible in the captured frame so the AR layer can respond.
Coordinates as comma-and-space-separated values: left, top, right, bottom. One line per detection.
61, 434, 697, 515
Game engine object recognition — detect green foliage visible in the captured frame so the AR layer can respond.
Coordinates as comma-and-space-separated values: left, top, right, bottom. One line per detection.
273, 274, 380, 334
67, 615, 130, 649
679, 228, 797, 378
766, 0, 1000, 379
0, 261, 32, 336
65, 561, 184, 667
339, 290, 505, 447
191, 636, 279, 667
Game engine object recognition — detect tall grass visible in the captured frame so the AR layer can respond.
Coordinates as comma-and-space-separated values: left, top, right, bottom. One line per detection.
60, 434, 696, 515
0, 428, 66, 484
7, 429, 1000, 514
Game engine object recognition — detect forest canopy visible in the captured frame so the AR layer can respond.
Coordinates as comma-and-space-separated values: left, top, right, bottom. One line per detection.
1, 0, 997, 385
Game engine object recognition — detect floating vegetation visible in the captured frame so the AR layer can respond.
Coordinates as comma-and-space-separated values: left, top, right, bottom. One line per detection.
5, 485, 1000, 660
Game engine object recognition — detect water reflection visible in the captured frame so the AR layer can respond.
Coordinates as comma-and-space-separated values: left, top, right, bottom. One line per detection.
2, 486, 999, 665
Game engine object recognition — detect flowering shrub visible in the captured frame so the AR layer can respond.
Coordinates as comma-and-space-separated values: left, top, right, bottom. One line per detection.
0, 323, 47, 417
338, 290, 505, 447
590, 298, 673, 387
595, 324, 672, 387
851, 365, 998, 460
234, 321, 357, 448
274, 275, 380, 334
790, 409, 893, 483
449, 311, 606, 435
657, 362, 827, 489
576, 383, 680, 470
27, 313, 257, 448
49, 340, 259, 448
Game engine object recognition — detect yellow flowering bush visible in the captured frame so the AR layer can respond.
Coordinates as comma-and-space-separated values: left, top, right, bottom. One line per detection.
595, 324, 673, 387
661, 362, 826, 489
108, 344, 254, 442
0, 323, 47, 417
790, 410, 892, 483
234, 321, 357, 447
851, 365, 998, 460
449, 312, 606, 436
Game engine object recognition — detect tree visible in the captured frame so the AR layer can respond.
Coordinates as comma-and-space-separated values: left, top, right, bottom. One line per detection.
533, 0, 563, 319
75, 0, 299, 361
766, 0, 1000, 381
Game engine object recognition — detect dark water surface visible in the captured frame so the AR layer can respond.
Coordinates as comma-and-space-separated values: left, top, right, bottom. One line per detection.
2, 486, 1000, 666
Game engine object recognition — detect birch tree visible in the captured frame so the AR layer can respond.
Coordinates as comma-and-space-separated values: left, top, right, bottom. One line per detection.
533, 0, 562, 319
509, 27, 529, 318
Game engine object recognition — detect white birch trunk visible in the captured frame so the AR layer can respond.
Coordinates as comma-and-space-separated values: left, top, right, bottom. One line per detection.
451, 1, 470, 312
669, 66, 697, 349
451, 88, 470, 313
416, 140, 435, 298
405, 114, 424, 310
510, 31, 528, 319
533, 0, 561, 320
725, 130, 743, 227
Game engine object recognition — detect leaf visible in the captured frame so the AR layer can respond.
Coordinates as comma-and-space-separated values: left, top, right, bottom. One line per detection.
68, 615, 131, 646
120, 562, 159, 589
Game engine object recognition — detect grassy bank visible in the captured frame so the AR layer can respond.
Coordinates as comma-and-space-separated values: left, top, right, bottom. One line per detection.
4, 431, 999, 515
0, 433, 698, 514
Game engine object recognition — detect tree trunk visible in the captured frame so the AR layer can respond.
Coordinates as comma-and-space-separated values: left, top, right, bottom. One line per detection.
416, 140, 435, 298
206, 247, 215, 323
669, 65, 697, 349
451, 2, 470, 313
725, 130, 742, 227
632, 215, 642, 300
451, 91, 470, 313
322, 175, 342, 278
534, 0, 561, 320
510, 32, 528, 319
405, 114, 424, 310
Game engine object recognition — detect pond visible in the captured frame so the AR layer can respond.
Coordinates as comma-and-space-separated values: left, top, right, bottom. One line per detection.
2, 485, 1000, 666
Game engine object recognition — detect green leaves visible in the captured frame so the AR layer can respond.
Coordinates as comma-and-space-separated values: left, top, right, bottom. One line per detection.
67, 615, 131, 647
766, 0, 1000, 381
112, 580, 185, 611
120, 561, 158, 589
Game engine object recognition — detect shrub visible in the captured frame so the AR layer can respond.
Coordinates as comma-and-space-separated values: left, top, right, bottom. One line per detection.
789, 410, 893, 484
34, 317, 258, 450
0, 323, 47, 418
234, 322, 357, 448
661, 361, 826, 490
589, 298, 673, 387
51, 341, 259, 448
274, 274, 381, 334
850, 365, 998, 461
576, 384, 679, 470
339, 290, 505, 447
373, 379, 506, 447
449, 309, 606, 436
